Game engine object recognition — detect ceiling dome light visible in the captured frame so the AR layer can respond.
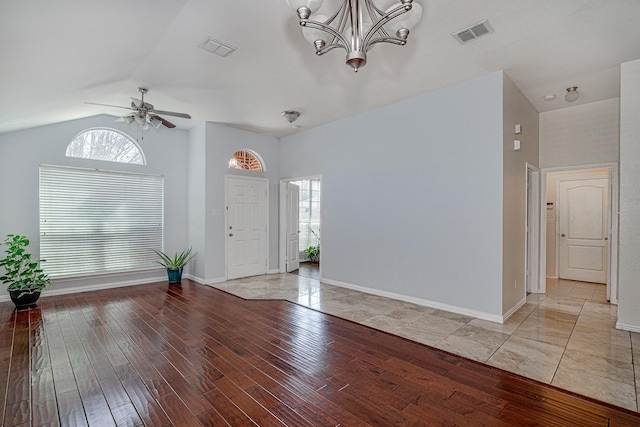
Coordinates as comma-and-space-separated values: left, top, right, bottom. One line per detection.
282, 110, 301, 124
543, 94, 556, 101
565, 86, 579, 102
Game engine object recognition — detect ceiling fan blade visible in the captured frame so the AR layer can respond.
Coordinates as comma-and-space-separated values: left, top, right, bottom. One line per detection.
152, 110, 191, 119
85, 102, 135, 111
150, 114, 176, 128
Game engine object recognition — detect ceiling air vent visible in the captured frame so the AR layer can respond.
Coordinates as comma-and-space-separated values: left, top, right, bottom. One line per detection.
452, 20, 493, 44
198, 36, 237, 57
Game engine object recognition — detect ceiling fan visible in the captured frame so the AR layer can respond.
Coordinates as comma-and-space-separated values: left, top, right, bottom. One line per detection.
85, 87, 191, 130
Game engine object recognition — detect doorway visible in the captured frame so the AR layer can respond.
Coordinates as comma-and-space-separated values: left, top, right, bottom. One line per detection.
226, 176, 269, 280
526, 164, 540, 294
279, 175, 322, 276
539, 164, 618, 303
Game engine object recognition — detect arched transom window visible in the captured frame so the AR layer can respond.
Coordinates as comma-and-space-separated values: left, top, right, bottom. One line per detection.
228, 149, 264, 172
66, 128, 145, 165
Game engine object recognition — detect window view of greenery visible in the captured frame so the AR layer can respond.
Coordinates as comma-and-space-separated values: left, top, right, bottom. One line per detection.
292, 179, 321, 261
66, 128, 145, 165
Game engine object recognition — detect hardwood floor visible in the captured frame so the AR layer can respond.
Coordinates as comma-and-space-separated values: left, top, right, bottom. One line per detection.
1, 280, 639, 426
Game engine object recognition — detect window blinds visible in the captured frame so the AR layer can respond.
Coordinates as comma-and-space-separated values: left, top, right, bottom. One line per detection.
39, 165, 164, 278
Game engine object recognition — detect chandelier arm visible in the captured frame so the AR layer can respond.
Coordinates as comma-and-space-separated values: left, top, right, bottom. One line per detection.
362, 3, 412, 47
301, 19, 350, 51
366, 37, 407, 49
364, 0, 387, 16
316, 44, 348, 55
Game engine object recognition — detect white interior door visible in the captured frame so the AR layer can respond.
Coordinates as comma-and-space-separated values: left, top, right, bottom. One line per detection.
286, 183, 300, 272
227, 177, 268, 280
558, 178, 608, 283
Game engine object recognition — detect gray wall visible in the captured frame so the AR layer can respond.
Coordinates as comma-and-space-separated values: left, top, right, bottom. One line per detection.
618, 58, 640, 331
280, 72, 505, 318
502, 74, 540, 313
0, 114, 189, 291
196, 123, 280, 283
187, 122, 207, 280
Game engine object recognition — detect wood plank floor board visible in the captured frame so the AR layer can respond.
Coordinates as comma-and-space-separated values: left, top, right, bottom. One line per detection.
201, 385, 258, 426
1, 280, 639, 426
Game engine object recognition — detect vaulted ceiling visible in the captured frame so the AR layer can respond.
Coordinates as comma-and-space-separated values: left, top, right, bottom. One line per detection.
2, 0, 639, 137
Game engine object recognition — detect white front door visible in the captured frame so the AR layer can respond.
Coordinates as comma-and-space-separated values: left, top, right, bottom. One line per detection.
286, 183, 300, 273
558, 178, 608, 283
227, 176, 268, 280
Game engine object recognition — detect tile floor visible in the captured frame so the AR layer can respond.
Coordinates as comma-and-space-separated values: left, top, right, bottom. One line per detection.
213, 273, 640, 412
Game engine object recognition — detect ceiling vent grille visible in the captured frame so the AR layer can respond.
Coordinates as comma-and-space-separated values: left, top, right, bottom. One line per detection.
452, 20, 493, 44
198, 36, 237, 57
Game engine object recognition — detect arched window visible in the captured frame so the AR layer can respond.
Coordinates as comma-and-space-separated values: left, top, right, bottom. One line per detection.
66, 128, 145, 165
228, 149, 264, 171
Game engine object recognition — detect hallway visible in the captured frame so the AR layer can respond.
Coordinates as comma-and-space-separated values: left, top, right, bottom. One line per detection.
215, 275, 640, 411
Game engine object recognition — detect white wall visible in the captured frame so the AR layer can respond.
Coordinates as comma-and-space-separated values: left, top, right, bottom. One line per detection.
539, 98, 619, 169
502, 74, 540, 313
618, 59, 640, 331
0, 115, 189, 292
280, 72, 505, 318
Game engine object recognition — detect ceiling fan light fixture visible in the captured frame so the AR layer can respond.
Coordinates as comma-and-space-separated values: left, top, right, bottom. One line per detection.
149, 117, 163, 129
565, 86, 579, 102
286, 0, 423, 72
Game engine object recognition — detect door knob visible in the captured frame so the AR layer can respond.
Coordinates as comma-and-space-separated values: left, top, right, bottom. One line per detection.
229, 233, 233, 237
604, 237, 608, 240
561, 233, 566, 237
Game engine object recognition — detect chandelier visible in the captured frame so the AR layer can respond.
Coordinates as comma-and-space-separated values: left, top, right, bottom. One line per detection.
284, 0, 422, 72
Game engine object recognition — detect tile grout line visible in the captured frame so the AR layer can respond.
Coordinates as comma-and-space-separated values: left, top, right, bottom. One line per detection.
549, 297, 585, 386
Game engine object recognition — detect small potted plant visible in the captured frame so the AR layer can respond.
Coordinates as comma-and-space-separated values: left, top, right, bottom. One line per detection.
152, 247, 197, 283
303, 228, 320, 264
0, 234, 51, 308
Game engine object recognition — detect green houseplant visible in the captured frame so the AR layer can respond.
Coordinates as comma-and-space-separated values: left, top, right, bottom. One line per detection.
0, 234, 51, 308
152, 247, 197, 283
303, 229, 320, 263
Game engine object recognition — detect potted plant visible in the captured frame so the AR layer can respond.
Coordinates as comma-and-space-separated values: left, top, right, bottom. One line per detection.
0, 234, 51, 308
152, 247, 197, 283
303, 229, 320, 263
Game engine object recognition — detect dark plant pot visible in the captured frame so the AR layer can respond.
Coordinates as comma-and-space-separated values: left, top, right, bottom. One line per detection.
9, 290, 41, 309
167, 268, 183, 284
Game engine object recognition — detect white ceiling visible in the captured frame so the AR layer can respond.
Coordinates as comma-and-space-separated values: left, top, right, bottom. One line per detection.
2, 0, 639, 137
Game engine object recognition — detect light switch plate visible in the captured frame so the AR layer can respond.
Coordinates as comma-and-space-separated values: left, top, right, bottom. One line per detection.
515, 124, 522, 134
514, 139, 521, 151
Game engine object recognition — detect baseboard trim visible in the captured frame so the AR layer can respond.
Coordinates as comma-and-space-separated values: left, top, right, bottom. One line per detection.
0, 276, 167, 303
183, 274, 226, 286
616, 321, 640, 333
321, 278, 504, 324
502, 297, 526, 322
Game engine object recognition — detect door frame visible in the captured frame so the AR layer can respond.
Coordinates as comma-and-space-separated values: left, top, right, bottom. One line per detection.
225, 175, 269, 280
279, 175, 322, 276
538, 162, 618, 303
525, 163, 541, 293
